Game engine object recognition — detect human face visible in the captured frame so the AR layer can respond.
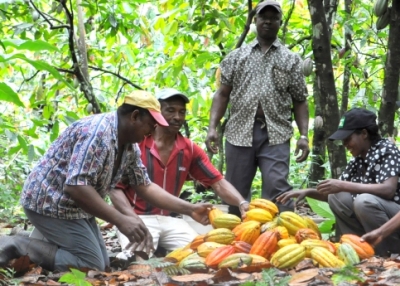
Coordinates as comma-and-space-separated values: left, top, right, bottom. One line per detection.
342, 129, 369, 158
255, 7, 282, 40
130, 111, 157, 143
160, 97, 186, 134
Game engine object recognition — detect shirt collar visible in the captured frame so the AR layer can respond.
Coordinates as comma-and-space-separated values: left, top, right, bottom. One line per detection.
250, 38, 281, 49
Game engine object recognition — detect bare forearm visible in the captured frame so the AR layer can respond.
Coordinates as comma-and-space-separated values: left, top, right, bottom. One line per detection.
293, 100, 309, 136
304, 189, 329, 202
377, 211, 400, 239
134, 183, 194, 216
211, 179, 245, 206
209, 85, 231, 129
65, 185, 123, 225
339, 179, 396, 199
109, 189, 137, 218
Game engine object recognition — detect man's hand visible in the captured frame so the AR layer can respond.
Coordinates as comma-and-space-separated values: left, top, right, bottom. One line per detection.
116, 216, 155, 254
276, 190, 308, 206
294, 138, 310, 163
189, 203, 213, 225
205, 128, 219, 154
239, 201, 250, 220
361, 228, 383, 247
316, 179, 343, 195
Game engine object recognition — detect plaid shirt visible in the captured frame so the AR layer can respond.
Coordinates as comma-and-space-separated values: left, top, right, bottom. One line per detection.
20, 112, 151, 219
220, 39, 308, 147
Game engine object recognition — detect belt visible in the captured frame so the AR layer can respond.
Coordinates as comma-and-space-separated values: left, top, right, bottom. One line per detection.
255, 117, 266, 129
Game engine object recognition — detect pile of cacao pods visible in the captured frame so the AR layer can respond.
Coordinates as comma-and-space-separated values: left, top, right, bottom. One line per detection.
373, 0, 391, 30
167, 198, 375, 273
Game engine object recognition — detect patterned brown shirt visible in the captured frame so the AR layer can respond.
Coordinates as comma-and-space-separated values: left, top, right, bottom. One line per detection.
220, 39, 308, 147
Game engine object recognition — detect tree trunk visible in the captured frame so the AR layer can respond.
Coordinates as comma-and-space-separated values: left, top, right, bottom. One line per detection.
307, 0, 347, 179
378, 0, 400, 137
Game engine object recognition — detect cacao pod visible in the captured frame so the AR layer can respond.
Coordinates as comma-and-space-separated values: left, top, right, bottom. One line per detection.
295, 228, 320, 243
249, 198, 279, 217
270, 244, 306, 269
166, 247, 194, 262
278, 211, 308, 236
197, 241, 225, 258
239, 254, 271, 272
277, 237, 297, 249
209, 207, 224, 228
86, 103, 93, 113
179, 253, 207, 270
244, 208, 274, 223
373, 0, 388, 16
189, 234, 206, 250
236, 223, 261, 244
32, 10, 39, 21
340, 234, 375, 259
212, 213, 241, 230
232, 220, 261, 238
300, 239, 334, 257
301, 58, 313, 77
313, 116, 324, 130
204, 228, 236, 245
337, 243, 360, 266
249, 230, 279, 259
205, 245, 236, 268
231, 241, 252, 254
218, 253, 253, 269
261, 218, 279, 233
376, 7, 391, 30
272, 226, 289, 240
302, 216, 322, 238
310, 246, 345, 268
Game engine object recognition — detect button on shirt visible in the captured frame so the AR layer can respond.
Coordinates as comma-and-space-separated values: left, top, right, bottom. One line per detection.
340, 139, 400, 204
220, 39, 308, 147
20, 112, 151, 219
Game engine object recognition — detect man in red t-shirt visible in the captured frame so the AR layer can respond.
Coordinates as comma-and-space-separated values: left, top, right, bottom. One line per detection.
111, 88, 249, 254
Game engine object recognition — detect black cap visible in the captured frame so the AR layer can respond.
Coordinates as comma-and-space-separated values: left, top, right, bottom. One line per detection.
255, 0, 282, 15
155, 88, 189, 103
328, 108, 377, 141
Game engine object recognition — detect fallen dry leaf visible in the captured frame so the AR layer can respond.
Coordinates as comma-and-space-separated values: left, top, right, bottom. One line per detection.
127, 264, 152, 278
295, 258, 315, 272
384, 261, 400, 269
289, 268, 319, 284
171, 273, 214, 282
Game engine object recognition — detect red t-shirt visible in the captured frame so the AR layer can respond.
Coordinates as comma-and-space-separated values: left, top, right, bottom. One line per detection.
115, 133, 223, 215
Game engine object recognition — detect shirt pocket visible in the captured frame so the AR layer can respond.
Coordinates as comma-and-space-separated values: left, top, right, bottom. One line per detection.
272, 66, 291, 93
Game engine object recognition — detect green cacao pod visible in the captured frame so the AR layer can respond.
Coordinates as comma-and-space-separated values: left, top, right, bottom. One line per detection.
179, 253, 207, 270
218, 253, 253, 269
301, 58, 313, 77
204, 228, 236, 245
212, 213, 241, 230
337, 243, 360, 266
376, 7, 391, 30
373, 0, 388, 17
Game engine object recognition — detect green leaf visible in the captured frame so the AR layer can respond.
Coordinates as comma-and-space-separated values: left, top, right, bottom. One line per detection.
17, 135, 28, 153
318, 219, 335, 233
109, 14, 117, 28
28, 144, 35, 162
306, 197, 334, 219
18, 40, 58, 52
0, 82, 24, 107
50, 121, 59, 142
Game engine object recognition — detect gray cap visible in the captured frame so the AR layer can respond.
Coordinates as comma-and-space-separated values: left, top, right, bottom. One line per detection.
155, 88, 189, 103
255, 0, 282, 14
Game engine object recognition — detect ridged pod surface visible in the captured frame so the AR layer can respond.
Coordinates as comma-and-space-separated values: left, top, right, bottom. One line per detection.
244, 208, 273, 223
179, 253, 207, 270
197, 242, 225, 258
311, 247, 345, 268
302, 216, 322, 238
295, 228, 321, 243
232, 220, 261, 238
212, 213, 242, 230
231, 241, 252, 254
218, 253, 253, 269
337, 243, 360, 266
236, 223, 261, 244
278, 212, 308, 236
204, 228, 236, 245
373, 0, 388, 16
300, 239, 334, 257
261, 218, 279, 233
270, 244, 306, 269
277, 237, 297, 249
301, 58, 313, 76
249, 198, 279, 217
189, 234, 206, 250
205, 245, 236, 268
340, 234, 375, 259
239, 254, 271, 273
209, 208, 224, 228
166, 247, 194, 262
272, 226, 289, 240
249, 230, 279, 259
376, 7, 391, 30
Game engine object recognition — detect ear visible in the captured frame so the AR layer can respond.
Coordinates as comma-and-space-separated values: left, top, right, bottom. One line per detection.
361, 129, 368, 139
129, 109, 140, 123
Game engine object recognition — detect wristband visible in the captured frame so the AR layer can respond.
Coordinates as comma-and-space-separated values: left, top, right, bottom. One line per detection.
299, 135, 309, 142
238, 201, 248, 208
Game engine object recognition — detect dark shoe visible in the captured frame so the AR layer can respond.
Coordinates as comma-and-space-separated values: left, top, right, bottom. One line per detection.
0, 235, 57, 270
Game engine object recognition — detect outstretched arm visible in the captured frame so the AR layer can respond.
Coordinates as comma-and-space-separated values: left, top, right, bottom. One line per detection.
361, 211, 400, 246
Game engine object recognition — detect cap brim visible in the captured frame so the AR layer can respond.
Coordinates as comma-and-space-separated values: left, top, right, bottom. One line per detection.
149, 110, 169, 127
328, 129, 354, 141
159, 93, 189, 103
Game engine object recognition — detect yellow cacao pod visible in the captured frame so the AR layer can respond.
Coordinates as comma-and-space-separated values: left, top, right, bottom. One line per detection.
261, 218, 279, 233
302, 216, 322, 238
166, 247, 194, 262
204, 228, 236, 245
209, 207, 224, 228
179, 253, 207, 270
272, 226, 290, 240
300, 239, 334, 257
197, 241, 225, 258
189, 234, 206, 250
277, 237, 297, 249
310, 247, 345, 268
270, 244, 306, 269
278, 211, 308, 236
244, 208, 273, 224
295, 228, 321, 243
239, 254, 271, 273
218, 253, 253, 269
249, 198, 279, 217
212, 213, 241, 230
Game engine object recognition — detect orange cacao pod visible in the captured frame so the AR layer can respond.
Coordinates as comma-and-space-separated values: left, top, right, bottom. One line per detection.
272, 226, 289, 240
249, 230, 279, 259
231, 241, 252, 253
302, 216, 322, 238
189, 234, 206, 250
237, 223, 261, 244
295, 228, 320, 243
232, 220, 261, 238
209, 208, 224, 228
239, 254, 271, 272
340, 234, 375, 259
205, 245, 236, 268
197, 241, 225, 258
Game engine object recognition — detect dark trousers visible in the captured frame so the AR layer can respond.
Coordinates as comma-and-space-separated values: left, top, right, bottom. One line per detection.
225, 120, 294, 216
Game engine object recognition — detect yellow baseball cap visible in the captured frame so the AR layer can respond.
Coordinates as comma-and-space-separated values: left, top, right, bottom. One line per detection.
124, 90, 168, 126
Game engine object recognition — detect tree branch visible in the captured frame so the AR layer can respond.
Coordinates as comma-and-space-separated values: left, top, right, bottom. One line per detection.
287, 35, 312, 49
235, 0, 255, 49
281, 0, 296, 44
29, 0, 69, 30
88, 65, 144, 90
56, 68, 75, 74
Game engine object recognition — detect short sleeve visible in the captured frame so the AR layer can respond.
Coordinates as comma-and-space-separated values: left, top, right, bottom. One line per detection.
377, 143, 400, 182
220, 49, 240, 86
188, 143, 223, 187
124, 144, 151, 187
288, 54, 308, 102
65, 131, 108, 186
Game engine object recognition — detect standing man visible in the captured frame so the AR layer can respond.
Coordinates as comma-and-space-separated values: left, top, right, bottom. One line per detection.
205, 0, 310, 216
111, 88, 249, 254
0, 90, 212, 271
